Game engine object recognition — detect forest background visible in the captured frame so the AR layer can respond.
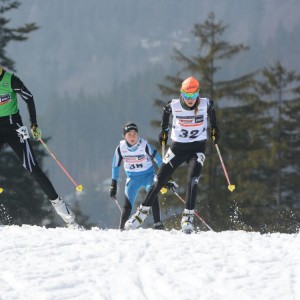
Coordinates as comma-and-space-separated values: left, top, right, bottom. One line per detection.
1, 0, 300, 232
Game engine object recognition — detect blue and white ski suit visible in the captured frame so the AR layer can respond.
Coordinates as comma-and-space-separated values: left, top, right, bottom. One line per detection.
112, 137, 162, 207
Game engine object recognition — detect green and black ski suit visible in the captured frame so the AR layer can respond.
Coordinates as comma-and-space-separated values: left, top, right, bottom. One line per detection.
0, 69, 58, 200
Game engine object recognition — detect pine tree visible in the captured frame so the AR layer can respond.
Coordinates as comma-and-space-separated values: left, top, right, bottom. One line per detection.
254, 62, 300, 232
0, 0, 39, 70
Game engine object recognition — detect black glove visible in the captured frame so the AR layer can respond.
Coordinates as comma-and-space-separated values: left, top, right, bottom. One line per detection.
109, 179, 117, 199
159, 129, 169, 146
166, 178, 178, 192
211, 127, 221, 145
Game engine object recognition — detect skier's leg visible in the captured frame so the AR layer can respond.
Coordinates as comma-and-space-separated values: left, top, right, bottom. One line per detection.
181, 152, 205, 233
7, 126, 78, 227
185, 153, 204, 210
7, 127, 58, 199
125, 150, 186, 230
119, 197, 132, 230
152, 196, 164, 229
119, 177, 139, 229
145, 174, 163, 228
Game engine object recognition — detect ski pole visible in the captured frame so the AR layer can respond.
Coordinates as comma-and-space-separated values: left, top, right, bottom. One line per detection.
173, 191, 214, 231
162, 140, 165, 157
114, 198, 122, 212
215, 144, 235, 192
160, 140, 168, 194
39, 138, 83, 192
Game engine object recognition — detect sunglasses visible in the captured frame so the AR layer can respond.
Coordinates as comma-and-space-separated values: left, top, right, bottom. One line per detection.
180, 90, 199, 100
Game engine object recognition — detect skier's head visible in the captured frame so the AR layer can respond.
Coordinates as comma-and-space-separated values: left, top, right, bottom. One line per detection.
123, 122, 139, 145
181, 76, 200, 94
180, 76, 200, 108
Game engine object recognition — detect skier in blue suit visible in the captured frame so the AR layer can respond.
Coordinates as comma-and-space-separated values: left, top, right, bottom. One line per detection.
110, 122, 164, 230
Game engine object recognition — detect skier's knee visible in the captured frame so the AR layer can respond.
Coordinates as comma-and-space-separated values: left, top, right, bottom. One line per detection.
196, 153, 205, 166
191, 176, 199, 186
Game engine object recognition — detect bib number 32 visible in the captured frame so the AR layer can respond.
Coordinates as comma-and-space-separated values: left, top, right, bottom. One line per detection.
179, 129, 199, 139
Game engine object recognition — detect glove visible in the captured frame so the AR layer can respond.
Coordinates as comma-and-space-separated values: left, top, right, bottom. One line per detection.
30, 123, 42, 141
109, 179, 117, 199
211, 127, 221, 145
166, 179, 178, 192
159, 129, 169, 146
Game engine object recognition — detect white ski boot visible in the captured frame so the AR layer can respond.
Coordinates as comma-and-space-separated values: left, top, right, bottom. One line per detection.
51, 197, 81, 229
181, 209, 195, 234
67, 221, 84, 230
124, 205, 150, 230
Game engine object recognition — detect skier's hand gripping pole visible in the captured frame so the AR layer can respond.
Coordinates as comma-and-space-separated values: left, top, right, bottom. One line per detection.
39, 138, 83, 192
0, 187, 3, 193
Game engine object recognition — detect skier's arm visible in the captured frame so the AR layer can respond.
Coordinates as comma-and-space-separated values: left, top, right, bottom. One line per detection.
110, 146, 123, 199
161, 101, 172, 131
111, 146, 123, 182
207, 100, 218, 129
159, 101, 172, 146
208, 100, 221, 144
146, 143, 162, 168
11, 74, 37, 125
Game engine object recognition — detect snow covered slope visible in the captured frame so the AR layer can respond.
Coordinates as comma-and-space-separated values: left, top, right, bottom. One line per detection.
0, 226, 299, 300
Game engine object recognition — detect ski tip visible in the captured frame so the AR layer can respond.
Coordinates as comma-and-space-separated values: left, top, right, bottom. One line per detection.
76, 184, 83, 192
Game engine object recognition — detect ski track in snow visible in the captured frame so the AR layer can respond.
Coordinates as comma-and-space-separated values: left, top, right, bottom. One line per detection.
0, 226, 299, 300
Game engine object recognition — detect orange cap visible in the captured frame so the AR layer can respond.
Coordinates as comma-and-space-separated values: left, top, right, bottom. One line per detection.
181, 76, 200, 93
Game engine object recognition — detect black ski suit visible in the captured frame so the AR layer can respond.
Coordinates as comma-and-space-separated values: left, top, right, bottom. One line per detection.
142, 98, 219, 210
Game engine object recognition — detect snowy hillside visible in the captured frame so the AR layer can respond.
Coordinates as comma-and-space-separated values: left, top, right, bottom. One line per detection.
0, 226, 299, 300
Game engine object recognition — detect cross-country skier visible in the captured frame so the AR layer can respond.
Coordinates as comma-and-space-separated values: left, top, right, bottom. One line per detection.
0, 67, 80, 229
125, 76, 221, 233
110, 122, 165, 230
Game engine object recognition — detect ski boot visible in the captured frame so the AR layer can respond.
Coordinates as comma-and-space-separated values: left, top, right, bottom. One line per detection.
153, 222, 165, 230
181, 209, 195, 234
51, 197, 82, 229
124, 205, 150, 230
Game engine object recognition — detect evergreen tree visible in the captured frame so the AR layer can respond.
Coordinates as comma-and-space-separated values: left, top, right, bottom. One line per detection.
254, 62, 300, 232
0, 0, 39, 70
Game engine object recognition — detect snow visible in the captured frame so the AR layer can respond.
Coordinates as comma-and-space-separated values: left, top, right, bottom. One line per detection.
0, 226, 299, 300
